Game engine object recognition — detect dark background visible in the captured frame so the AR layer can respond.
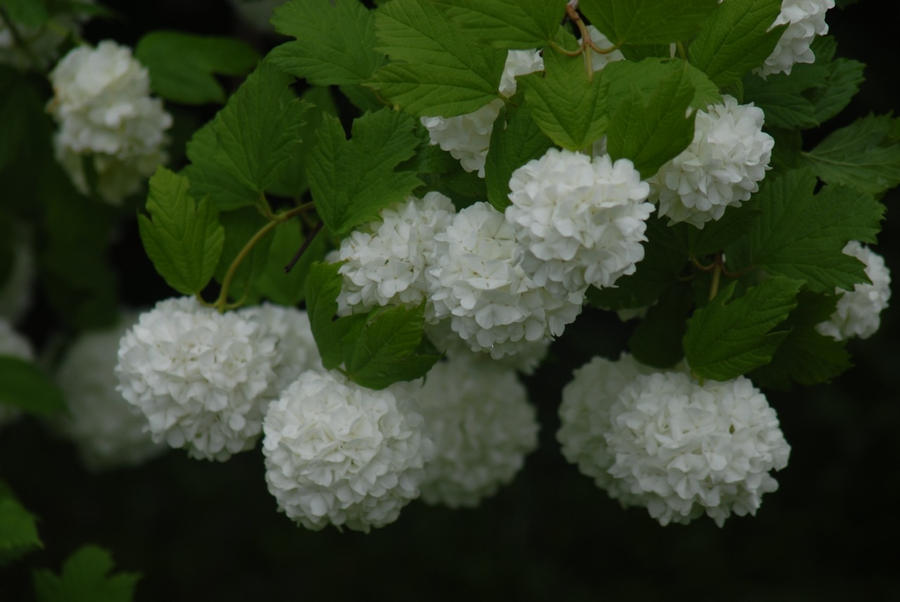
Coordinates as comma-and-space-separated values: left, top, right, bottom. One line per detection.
3, 1, 900, 600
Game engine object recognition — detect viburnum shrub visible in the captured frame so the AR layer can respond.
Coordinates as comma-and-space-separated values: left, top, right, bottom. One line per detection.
1, 0, 899, 595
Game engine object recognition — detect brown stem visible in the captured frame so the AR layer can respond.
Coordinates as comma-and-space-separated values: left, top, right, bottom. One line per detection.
284, 221, 324, 273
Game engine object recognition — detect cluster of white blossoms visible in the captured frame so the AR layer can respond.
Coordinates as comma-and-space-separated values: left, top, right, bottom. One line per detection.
506, 149, 653, 297
56, 314, 165, 471
650, 95, 774, 228
48, 40, 172, 204
0, 318, 33, 427
558, 355, 791, 526
332, 192, 455, 319
758, 0, 835, 77
262, 370, 433, 532
817, 241, 892, 341
421, 49, 543, 177
410, 354, 538, 508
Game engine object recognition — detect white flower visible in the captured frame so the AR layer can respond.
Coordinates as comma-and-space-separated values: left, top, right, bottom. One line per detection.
758, 0, 834, 77
557, 353, 653, 504
506, 148, 653, 295
262, 370, 433, 532
115, 297, 279, 462
816, 241, 892, 341
420, 49, 543, 177
0, 318, 33, 428
410, 355, 538, 507
650, 95, 774, 228
238, 303, 322, 395
427, 202, 582, 359
585, 25, 625, 71
48, 40, 172, 204
332, 192, 455, 319
56, 313, 166, 471
604, 372, 791, 526
424, 319, 550, 375
0, 231, 34, 323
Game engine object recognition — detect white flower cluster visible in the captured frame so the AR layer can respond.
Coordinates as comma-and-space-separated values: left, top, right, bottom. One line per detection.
56, 315, 166, 471
428, 202, 582, 358
421, 49, 543, 177
558, 355, 791, 526
410, 354, 538, 508
332, 192, 455, 319
0, 318, 33, 427
817, 241, 892, 341
758, 0, 834, 77
262, 370, 433, 532
650, 95, 774, 228
506, 149, 653, 297
48, 40, 172, 204
116, 297, 279, 461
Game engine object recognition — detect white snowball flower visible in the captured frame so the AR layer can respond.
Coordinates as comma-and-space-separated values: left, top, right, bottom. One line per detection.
557, 353, 653, 504
758, 0, 834, 77
115, 296, 279, 462
0, 318, 33, 427
238, 303, 322, 396
506, 148, 653, 295
56, 314, 165, 471
332, 192, 455, 319
48, 40, 172, 204
409, 355, 538, 508
0, 234, 34, 323
427, 202, 582, 359
421, 49, 543, 177
816, 241, 892, 341
262, 370, 433, 532
650, 95, 774, 228
605, 372, 791, 526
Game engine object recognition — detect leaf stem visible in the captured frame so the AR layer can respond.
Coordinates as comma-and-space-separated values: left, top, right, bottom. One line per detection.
709, 260, 722, 301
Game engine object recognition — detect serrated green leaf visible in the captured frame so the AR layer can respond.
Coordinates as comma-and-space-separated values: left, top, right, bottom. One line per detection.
135, 31, 259, 105
345, 303, 439, 389
683, 278, 802, 381
688, 0, 785, 88
0, 481, 42, 564
368, 0, 506, 116
750, 292, 852, 389
254, 224, 327, 306
0, 355, 66, 416
484, 102, 553, 211
33, 545, 140, 602
185, 62, 307, 210
726, 170, 885, 293
628, 284, 693, 368
800, 114, 900, 196
580, 0, 718, 46
519, 48, 607, 151
269, 0, 385, 86
434, 0, 566, 48
212, 208, 273, 303
604, 58, 697, 177
138, 167, 224, 295
307, 110, 421, 236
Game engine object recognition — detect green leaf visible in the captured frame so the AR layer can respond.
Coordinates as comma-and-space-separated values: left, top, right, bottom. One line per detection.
184, 62, 307, 210
628, 284, 693, 368
0, 356, 66, 416
344, 304, 440, 389
0, 481, 41, 564
579, 0, 718, 46
135, 31, 259, 105
254, 224, 327, 306
519, 48, 607, 151
484, 102, 553, 211
33, 545, 140, 602
801, 114, 900, 196
750, 292, 852, 389
726, 170, 885, 293
138, 167, 224, 295
679, 202, 761, 258
305, 262, 357, 370
434, 0, 566, 48
212, 208, 273, 303
0, 0, 48, 27
683, 278, 802, 381
688, 0, 785, 88
368, 0, 506, 116
269, 0, 385, 85
307, 110, 421, 236
604, 58, 698, 177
